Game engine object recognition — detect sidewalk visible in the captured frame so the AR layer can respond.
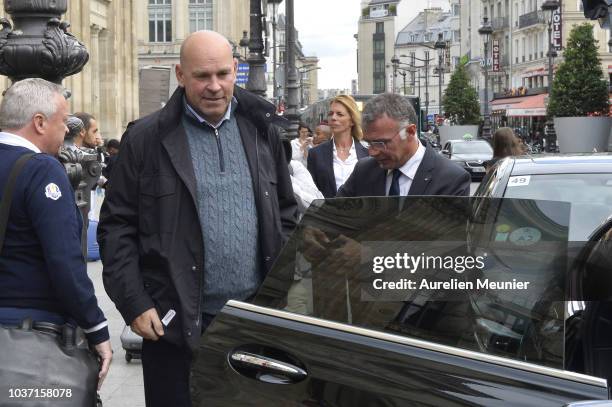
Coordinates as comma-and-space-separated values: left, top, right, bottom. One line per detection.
88, 260, 145, 407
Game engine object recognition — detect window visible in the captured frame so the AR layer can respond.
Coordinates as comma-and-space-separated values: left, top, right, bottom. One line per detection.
374, 39, 385, 53
189, 0, 213, 33
148, 0, 172, 42
376, 22, 384, 34
374, 58, 385, 73
374, 77, 385, 93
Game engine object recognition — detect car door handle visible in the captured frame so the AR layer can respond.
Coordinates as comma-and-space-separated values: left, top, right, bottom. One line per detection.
229, 351, 308, 384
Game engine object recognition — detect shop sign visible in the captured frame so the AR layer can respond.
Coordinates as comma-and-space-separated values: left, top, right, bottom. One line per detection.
552, 1, 562, 51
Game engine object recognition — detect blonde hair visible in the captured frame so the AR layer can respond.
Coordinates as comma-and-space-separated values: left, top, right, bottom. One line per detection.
330, 94, 363, 141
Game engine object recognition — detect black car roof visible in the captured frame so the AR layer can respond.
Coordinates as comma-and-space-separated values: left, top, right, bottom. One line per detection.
507, 153, 612, 175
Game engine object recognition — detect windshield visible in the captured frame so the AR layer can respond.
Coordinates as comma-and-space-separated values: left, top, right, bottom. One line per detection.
452, 141, 493, 155
503, 173, 612, 240
253, 197, 571, 369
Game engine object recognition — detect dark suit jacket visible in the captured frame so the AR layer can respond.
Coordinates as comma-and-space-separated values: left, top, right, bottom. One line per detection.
307, 139, 369, 198
337, 146, 471, 197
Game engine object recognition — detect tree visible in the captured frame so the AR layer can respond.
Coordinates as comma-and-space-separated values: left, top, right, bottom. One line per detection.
547, 23, 609, 117
442, 63, 481, 125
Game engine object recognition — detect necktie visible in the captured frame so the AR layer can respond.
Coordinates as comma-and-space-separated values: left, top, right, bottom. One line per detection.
388, 169, 401, 196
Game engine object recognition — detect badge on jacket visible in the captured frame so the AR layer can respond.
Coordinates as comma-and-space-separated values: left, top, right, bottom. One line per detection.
44, 183, 62, 200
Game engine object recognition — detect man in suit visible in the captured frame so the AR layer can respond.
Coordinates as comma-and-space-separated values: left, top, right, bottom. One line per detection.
338, 93, 470, 197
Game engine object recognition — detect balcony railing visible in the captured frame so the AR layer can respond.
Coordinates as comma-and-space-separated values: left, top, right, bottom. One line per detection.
518, 10, 545, 29
492, 17, 509, 31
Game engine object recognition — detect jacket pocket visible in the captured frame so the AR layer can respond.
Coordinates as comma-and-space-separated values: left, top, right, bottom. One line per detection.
139, 174, 176, 234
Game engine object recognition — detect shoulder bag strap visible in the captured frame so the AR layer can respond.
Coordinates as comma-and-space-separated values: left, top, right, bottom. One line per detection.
0, 153, 35, 253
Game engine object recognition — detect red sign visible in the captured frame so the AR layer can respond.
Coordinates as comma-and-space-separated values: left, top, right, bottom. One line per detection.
552, 0, 562, 51
492, 39, 500, 72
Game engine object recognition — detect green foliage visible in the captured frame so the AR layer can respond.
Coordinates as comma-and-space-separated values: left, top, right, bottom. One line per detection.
362, 7, 368, 17
442, 64, 481, 125
547, 23, 609, 117
388, 4, 397, 15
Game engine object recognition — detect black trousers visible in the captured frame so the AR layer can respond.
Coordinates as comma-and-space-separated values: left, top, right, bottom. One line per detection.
141, 314, 215, 407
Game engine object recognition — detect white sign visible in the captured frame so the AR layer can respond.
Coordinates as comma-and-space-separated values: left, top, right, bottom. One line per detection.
370, 9, 388, 18
507, 175, 531, 187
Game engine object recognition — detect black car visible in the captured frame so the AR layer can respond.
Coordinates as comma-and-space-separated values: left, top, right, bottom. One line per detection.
474, 153, 612, 241
441, 139, 493, 181
191, 196, 611, 406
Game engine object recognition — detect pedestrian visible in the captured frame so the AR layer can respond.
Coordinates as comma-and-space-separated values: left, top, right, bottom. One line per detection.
73, 112, 100, 150
337, 93, 470, 197
0, 78, 112, 389
307, 95, 368, 198
484, 127, 523, 173
312, 122, 331, 146
282, 137, 323, 217
97, 30, 297, 407
291, 122, 313, 166
102, 139, 120, 182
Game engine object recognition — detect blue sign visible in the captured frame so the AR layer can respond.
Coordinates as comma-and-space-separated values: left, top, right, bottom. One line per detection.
236, 63, 249, 85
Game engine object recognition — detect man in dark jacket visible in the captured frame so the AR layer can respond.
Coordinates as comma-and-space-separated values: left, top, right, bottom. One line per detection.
98, 31, 297, 407
338, 93, 470, 198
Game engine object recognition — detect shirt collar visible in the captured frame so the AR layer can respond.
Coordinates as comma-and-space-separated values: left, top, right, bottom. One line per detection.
392, 140, 425, 180
332, 137, 356, 154
0, 131, 41, 153
184, 96, 237, 129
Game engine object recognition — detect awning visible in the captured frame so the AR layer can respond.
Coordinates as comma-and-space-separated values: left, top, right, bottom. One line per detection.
490, 96, 531, 110
506, 94, 547, 117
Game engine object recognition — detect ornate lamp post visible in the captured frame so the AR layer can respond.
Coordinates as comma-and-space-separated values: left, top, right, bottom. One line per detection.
390, 55, 400, 93
246, 0, 267, 97
478, 17, 494, 139
542, 0, 559, 151
239, 30, 249, 61
267, 0, 283, 107
0, 0, 88, 84
434, 33, 447, 117
284, 0, 299, 139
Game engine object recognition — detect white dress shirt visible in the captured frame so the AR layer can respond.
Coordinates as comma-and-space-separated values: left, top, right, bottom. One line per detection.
0, 131, 41, 153
385, 141, 425, 196
332, 138, 359, 191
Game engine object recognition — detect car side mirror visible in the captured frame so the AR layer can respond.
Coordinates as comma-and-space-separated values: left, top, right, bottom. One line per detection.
441, 149, 450, 156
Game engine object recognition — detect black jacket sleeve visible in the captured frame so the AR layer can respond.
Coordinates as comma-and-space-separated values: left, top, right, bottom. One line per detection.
97, 129, 155, 325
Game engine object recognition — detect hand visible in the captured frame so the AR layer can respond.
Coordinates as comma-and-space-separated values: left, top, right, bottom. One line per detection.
301, 226, 331, 263
93, 340, 113, 390
130, 308, 164, 341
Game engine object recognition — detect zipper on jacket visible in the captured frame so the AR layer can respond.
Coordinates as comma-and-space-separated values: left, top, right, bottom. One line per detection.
195, 262, 203, 328
214, 128, 225, 173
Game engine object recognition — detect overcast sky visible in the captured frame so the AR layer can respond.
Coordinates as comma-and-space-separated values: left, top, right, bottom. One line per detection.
291, 0, 450, 90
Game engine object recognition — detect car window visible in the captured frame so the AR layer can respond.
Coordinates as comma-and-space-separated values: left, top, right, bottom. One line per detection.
253, 197, 571, 370
503, 173, 612, 240
452, 142, 493, 154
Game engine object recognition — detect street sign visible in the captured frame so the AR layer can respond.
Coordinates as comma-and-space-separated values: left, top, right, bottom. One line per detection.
236, 63, 249, 86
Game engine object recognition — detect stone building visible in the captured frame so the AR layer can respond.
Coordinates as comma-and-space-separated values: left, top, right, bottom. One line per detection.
0, 1, 140, 140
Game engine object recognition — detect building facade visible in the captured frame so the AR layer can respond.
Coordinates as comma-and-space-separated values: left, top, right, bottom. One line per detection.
0, 1, 140, 140
461, 0, 612, 128
395, 5, 461, 117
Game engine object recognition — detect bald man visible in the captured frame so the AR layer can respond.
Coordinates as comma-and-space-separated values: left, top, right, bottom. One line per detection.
98, 30, 297, 407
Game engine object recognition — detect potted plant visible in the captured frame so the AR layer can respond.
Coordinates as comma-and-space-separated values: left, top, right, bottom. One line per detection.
548, 23, 610, 153
440, 62, 481, 145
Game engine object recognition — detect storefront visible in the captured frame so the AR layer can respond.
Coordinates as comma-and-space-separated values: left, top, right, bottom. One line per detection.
490, 92, 547, 141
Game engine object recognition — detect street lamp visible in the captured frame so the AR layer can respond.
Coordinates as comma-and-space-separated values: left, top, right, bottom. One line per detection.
285, 0, 300, 139
542, 0, 559, 151
434, 33, 447, 118
267, 0, 283, 106
478, 16, 494, 140
246, 0, 267, 97
239, 30, 249, 60
390, 55, 400, 93
298, 66, 320, 108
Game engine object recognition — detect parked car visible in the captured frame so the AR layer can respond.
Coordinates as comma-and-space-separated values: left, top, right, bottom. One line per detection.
441, 139, 493, 181
191, 196, 611, 406
474, 153, 612, 241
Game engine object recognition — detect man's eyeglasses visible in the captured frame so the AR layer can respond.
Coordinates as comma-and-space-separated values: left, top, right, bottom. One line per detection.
366, 128, 406, 151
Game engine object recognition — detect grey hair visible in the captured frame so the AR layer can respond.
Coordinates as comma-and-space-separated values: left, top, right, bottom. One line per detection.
362, 93, 418, 134
0, 78, 66, 130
